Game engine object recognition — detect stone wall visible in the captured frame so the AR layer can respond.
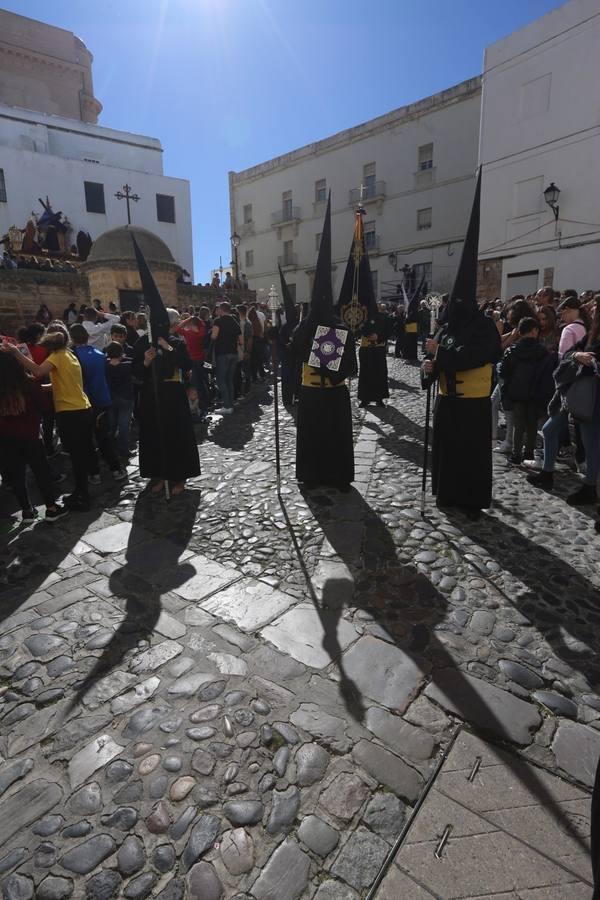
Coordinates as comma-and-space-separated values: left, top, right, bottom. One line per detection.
477, 258, 503, 302
0, 269, 260, 335
177, 284, 258, 310
87, 266, 178, 310
0, 269, 89, 334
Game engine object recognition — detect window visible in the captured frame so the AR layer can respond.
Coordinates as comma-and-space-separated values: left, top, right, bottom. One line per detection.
413, 262, 432, 294
282, 190, 293, 220
315, 179, 327, 203
363, 163, 376, 197
371, 270, 378, 298
417, 207, 432, 231
156, 194, 176, 223
418, 143, 433, 171
315, 232, 322, 251
364, 220, 377, 251
84, 181, 105, 214
0, 169, 6, 203
245, 249, 254, 268
283, 239, 294, 265
243, 203, 253, 224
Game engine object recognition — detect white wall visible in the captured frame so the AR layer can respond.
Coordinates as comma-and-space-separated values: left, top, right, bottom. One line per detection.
230, 79, 481, 304
0, 104, 193, 276
479, 0, 600, 294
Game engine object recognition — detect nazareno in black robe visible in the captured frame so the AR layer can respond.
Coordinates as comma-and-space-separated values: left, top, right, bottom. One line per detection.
358, 312, 392, 403
425, 312, 501, 511
292, 318, 358, 487
133, 334, 201, 483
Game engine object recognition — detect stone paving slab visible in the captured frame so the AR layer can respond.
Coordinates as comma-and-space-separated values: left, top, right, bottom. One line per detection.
1, 358, 599, 898
378, 730, 592, 899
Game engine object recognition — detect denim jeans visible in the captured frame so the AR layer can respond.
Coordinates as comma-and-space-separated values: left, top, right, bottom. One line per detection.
215, 353, 238, 409
542, 409, 569, 472
579, 393, 600, 487
110, 395, 133, 458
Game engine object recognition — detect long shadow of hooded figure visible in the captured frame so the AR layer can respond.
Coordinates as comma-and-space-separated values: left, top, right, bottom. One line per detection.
280, 485, 591, 862
65, 489, 200, 714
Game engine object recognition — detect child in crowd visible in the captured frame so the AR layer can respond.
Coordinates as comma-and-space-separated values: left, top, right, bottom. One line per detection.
498, 317, 553, 465
105, 341, 134, 461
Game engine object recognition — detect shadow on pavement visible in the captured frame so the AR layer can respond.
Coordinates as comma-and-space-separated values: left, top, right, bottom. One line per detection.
64, 488, 200, 713
280, 485, 589, 853
447, 509, 600, 689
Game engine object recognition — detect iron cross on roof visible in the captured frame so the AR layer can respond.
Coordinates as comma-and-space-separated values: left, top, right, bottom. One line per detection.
115, 184, 140, 225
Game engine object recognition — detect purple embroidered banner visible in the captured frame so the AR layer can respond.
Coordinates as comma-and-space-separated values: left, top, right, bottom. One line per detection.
308, 325, 348, 372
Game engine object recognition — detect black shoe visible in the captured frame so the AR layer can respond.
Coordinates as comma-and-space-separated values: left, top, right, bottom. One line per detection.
566, 484, 597, 506
45, 504, 69, 522
21, 507, 38, 523
359, 401, 368, 408
376, 400, 385, 407
526, 470, 553, 488
508, 454, 522, 466
63, 493, 91, 512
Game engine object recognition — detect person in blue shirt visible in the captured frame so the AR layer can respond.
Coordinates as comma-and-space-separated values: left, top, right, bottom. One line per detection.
69, 324, 127, 483
105, 340, 134, 461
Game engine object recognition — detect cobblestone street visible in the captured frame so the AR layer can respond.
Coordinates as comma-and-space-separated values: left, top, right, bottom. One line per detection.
1, 354, 598, 899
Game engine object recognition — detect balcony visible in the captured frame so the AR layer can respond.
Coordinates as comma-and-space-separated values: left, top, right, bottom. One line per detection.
278, 253, 298, 269
271, 206, 301, 227
349, 181, 386, 207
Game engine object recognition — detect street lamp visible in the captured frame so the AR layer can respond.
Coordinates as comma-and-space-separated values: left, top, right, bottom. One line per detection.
231, 232, 240, 286
543, 182, 560, 222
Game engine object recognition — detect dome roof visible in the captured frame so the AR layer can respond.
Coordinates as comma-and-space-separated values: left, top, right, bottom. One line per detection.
86, 225, 176, 268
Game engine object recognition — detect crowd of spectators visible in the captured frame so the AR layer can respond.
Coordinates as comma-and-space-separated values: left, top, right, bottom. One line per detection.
0, 296, 274, 522
483, 287, 600, 531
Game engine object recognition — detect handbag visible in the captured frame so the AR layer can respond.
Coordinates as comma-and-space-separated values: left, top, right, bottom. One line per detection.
564, 364, 599, 422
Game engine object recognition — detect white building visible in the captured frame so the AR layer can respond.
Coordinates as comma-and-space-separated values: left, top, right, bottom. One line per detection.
0, 10, 193, 277
479, 0, 600, 298
229, 78, 482, 305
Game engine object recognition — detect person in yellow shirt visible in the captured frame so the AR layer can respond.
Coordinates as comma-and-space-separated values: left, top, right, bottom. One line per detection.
3, 325, 95, 511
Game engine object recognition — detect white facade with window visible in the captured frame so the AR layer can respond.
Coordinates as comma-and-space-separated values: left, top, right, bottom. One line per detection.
229, 78, 481, 304
479, 0, 600, 296
0, 102, 193, 276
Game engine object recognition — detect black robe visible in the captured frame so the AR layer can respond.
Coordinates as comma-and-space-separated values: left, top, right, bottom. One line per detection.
133, 335, 201, 482
358, 313, 393, 402
292, 319, 357, 487
426, 314, 501, 511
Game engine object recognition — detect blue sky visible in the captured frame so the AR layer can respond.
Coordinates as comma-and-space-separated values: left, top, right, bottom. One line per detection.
10, 0, 563, 279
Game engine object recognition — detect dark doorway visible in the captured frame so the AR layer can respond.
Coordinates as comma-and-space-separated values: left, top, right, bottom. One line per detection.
119, 289, 144, 312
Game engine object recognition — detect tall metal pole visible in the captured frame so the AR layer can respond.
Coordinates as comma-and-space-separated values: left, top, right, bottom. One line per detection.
268, 285, 281, 493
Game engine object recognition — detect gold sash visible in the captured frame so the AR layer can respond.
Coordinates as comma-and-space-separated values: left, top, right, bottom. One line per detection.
302, 363, 346, 389
439, 364, 493, 399
405, 322, 418, 334
360, 338, 386, 349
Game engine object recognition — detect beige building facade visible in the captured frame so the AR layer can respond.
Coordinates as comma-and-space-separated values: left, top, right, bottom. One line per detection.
229, 78, 482, 305
0, 9, 102, 124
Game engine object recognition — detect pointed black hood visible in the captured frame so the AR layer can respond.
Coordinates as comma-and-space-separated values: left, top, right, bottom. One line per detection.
446, 168, 481, 331
306, 192, 334, 330
336, 206, 377, 335
131, 231, 170, 342
278, 263, 299, 329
